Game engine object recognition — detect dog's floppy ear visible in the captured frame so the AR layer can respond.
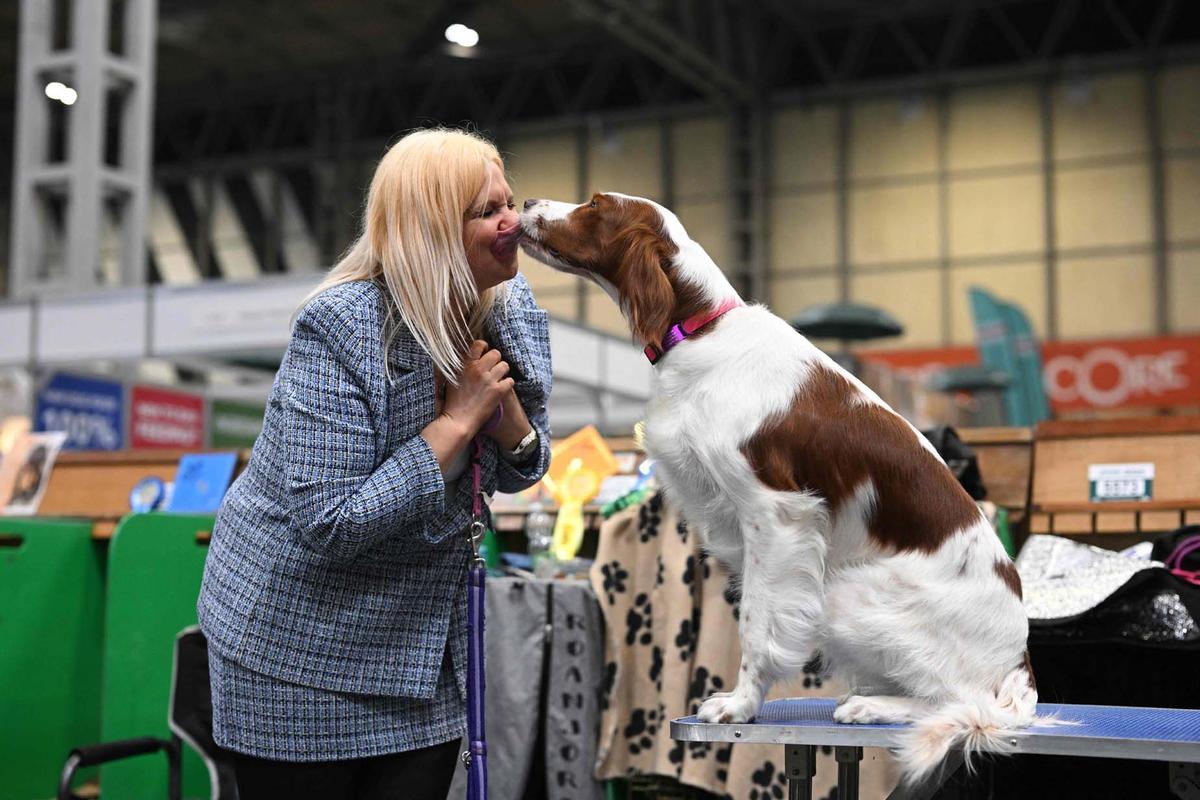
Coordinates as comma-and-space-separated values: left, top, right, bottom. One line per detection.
616, 224, 676, 346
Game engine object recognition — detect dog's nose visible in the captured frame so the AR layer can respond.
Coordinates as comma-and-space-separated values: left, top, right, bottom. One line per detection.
523, 199, 540, 211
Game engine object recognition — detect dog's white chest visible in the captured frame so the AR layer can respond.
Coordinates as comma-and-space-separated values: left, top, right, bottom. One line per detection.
640, 389, 761, 548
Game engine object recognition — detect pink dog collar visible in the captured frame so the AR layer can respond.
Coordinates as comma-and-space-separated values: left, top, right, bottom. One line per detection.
643, 299, 743, 365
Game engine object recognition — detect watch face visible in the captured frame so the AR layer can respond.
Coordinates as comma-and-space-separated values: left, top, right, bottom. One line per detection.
515, 430, 538, 457
130, 477, 165, 513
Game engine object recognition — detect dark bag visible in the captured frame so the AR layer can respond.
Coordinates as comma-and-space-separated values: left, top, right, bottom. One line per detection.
983, 569, 1200, 799
1151, 524, 1200, 575
921, 425, 987, 501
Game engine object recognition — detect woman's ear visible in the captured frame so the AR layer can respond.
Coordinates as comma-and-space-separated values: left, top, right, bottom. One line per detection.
617, 225, 676, 346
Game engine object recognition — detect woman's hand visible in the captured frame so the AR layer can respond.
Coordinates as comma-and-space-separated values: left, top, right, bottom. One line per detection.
442, 340, 515, 437
491, 383, 533, 451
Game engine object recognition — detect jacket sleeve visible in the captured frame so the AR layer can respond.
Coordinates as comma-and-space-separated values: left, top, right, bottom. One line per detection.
494, 276, 553, 493
495, 383, 551, 493
282, 298, 445, 560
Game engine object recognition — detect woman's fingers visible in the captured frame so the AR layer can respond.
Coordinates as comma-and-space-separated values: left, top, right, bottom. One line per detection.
447, 343, 515, 431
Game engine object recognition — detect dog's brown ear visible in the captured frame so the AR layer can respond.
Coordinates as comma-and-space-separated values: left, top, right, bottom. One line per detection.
616, 224, 675, 346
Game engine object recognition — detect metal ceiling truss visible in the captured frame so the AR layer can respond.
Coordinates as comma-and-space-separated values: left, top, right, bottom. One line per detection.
148, 0, 1195, 165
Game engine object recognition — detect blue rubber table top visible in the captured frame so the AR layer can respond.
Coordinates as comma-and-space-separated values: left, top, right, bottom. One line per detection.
671, 698, 1200, 763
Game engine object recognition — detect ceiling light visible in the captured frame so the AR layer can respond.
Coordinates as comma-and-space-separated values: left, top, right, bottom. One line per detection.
60, 87, 77, 105
44, 81, 66, 100
444, 22, 479, 48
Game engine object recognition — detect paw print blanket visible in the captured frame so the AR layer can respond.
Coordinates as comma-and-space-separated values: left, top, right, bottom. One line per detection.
589, 492, 898, 799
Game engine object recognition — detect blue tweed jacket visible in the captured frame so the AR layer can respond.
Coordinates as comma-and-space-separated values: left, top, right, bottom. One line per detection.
198, 274, 552, 701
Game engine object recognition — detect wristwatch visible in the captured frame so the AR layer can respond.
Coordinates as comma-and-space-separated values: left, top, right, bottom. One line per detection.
499, 427, 539, 464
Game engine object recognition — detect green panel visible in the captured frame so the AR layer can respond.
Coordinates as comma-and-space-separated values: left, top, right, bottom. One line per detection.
100, 513, 213, 800
0, 518, 105, 800
209, 398, 264, 449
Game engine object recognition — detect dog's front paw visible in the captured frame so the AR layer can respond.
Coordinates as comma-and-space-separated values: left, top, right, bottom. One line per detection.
697, 693, 758, 724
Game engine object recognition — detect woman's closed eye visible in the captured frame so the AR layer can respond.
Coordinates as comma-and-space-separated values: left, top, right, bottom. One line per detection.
480, 201, 516, 218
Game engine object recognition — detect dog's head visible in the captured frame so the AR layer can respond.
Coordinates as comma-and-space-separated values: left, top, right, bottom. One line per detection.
519, 192, 726, 346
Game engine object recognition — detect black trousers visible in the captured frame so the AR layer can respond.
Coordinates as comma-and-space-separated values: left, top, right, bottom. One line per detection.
231, 738, 461, 800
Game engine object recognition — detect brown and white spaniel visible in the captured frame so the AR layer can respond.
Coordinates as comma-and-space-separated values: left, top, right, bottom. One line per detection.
519, 192, 1037, 785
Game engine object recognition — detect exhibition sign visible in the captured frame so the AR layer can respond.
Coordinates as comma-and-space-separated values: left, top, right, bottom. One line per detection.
33, 372, 124, 450
209, 399, 265, 448
129, 386, 205, 449
861, 334, 1200, 412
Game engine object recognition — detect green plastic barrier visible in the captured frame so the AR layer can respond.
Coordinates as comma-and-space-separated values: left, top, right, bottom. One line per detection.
99, 513, 213, 800
0, 518, 105, 800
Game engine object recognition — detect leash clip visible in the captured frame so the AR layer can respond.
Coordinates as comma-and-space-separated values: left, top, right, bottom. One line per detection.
468, 519, 486, 559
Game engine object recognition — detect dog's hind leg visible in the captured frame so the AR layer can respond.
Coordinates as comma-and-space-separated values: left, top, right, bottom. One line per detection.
697, 503, 827, 724
834, 694, 931, 724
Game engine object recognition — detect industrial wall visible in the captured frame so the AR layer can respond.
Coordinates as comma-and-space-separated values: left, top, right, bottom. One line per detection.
505, 62, 1200, 347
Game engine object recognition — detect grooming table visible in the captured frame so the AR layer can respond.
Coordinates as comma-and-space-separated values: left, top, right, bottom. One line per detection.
671, 698, 1200, 800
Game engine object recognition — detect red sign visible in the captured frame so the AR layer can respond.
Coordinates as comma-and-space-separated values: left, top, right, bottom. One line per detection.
130, 386, 205, 449
860, 335, 1200, 412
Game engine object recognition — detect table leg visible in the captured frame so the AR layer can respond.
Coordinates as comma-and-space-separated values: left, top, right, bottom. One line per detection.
1170, 761, 1200, 799
886, 750, 965, 800
785, 744, 817, 800
836, 746, 863, 799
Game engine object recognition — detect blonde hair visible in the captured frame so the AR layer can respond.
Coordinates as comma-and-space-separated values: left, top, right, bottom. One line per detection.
304, 127, 505, 382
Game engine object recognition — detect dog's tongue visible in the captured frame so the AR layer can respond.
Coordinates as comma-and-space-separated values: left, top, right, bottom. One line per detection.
492, 225, 524, 261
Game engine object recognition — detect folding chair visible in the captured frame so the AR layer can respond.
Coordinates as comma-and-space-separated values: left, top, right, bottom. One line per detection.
59, 626, 238, 800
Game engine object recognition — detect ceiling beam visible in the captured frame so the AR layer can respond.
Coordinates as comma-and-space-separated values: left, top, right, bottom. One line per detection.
1038, 0, 1080, 59
984, 1, 1035, 62
938, 1, 977, 70
1148, 0, 1180, 49
571, 0, 753, 103
885, 16, 933, 72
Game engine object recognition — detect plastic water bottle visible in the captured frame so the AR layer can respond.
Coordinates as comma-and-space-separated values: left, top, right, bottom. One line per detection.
524, 501, 554, 577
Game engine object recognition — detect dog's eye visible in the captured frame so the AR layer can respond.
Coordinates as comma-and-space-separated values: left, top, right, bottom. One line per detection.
589, 198, 598, 208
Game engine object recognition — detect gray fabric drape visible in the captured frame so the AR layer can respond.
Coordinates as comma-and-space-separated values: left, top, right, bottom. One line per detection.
446, 577, 605, 800
544, 581, 606, 800
447, 578, 548, 800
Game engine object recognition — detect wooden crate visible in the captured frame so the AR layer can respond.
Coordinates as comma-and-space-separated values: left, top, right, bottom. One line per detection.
37, 449, 249, 539
31, 433, 642, 543
1030, 417, 1200, 542
959, 426, 1033, 522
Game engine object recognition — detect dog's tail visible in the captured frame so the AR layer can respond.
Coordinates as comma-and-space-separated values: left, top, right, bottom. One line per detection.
894, 661, 1043, 787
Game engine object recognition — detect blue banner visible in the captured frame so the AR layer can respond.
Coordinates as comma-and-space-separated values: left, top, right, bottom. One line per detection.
34, 373, 125, 450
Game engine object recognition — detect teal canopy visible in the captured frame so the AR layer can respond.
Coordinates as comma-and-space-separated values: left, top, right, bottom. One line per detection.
927, 364, 1011, 393
790, 302, 904, 341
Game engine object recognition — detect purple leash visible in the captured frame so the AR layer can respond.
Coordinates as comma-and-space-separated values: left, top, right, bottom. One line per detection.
463, 405, 502, 799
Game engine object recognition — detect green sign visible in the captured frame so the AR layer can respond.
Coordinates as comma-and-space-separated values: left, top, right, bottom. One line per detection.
209, 399, 265, 448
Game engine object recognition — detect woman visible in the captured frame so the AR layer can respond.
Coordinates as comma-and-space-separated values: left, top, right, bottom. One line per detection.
197, 128, 552, 799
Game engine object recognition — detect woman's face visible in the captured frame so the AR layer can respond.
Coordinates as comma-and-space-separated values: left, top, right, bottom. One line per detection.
463, 161, 522, 291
